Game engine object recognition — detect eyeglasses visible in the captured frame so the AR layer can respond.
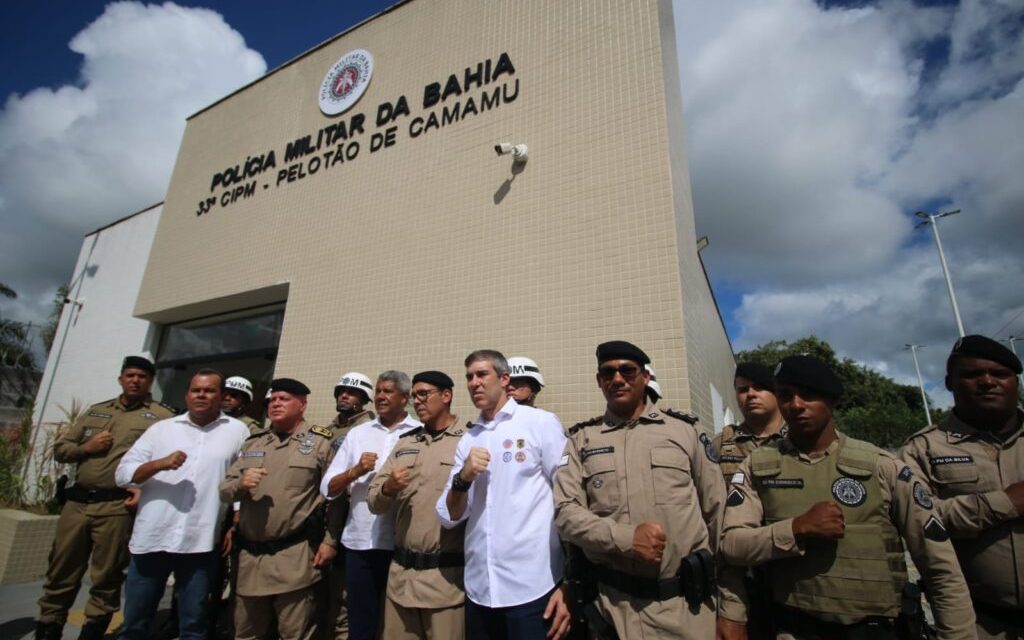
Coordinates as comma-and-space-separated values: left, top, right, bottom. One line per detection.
597, 364, 641, 382
411, 389, 441, 401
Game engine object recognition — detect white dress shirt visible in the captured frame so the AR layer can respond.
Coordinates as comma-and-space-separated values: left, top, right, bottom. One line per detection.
436, 399, 566, 607
116, 413, 248, 555
321, 413, 422, 551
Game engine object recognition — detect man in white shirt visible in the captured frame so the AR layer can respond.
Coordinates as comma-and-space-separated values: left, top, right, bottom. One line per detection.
320, 370, 422, 640
436, 350, 571, 639
115, 369, 248, 640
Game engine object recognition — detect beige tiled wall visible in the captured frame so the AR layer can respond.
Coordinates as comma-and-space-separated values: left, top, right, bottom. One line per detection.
136, 0, 736, 427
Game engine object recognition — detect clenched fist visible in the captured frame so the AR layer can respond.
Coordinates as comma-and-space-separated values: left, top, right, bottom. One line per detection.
383, 466, 412, 497
632, 521, 667, 565
460, 447, 491, 482
354, 452, 378, 477
82, 431, 114, 454
793, 501, 845, 539
241, 467, 268, 491
161, 450, 188, 471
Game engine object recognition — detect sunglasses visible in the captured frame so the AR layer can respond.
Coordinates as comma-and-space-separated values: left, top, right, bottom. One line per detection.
597, 364, 642, 382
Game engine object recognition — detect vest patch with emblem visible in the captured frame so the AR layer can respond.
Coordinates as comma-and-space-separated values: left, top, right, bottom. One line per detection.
395, 448, 418, 458
298, 433, 315, 455
913, 482, 933, 509
929, 455, 973, 466
82, 428, 95, 439
88, 411, 112, 419
240, 451, 266, 458
897, 466, 913, 482
923, 515, 948, 541
760, 478, 804, 489
726, 488, 745, 507
832, 477, 867, 506
581, 446, 614, 461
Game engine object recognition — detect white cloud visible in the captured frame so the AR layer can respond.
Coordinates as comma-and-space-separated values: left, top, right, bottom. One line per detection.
673, 0, 1024, 405
0, 1, 266, 323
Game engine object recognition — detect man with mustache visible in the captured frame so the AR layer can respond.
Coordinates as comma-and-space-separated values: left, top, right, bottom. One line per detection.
900, 335, 1024, 639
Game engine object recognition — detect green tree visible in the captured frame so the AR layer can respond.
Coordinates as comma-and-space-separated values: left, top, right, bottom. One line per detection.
40, 284, 69, 354
737, 336, 932, 449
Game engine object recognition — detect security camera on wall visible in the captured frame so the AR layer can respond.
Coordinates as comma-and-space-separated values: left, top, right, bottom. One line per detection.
494, 142, 528, 161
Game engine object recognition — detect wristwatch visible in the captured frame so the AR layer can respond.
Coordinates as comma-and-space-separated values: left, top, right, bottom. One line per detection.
451, 473, 473, 492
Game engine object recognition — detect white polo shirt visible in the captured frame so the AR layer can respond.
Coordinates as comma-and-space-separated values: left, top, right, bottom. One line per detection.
436, 399, 566, 607
321, 413, 422, 551
116, 413, 248, 555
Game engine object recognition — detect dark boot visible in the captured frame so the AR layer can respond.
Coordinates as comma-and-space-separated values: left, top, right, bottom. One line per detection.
78, 616, 111, 640
34, 620, 63, 640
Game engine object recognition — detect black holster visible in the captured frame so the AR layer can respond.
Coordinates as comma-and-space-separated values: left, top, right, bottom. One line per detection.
678, 548, 716, 612
565, 545, 618, 640
897, 581, 937, 640
55, 474, 68, 506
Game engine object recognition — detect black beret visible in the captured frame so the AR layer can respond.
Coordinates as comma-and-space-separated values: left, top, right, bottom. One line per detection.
412, 370, 454, 390
734, 362, 775, 392
947, 335, 1022, 374
596, 341, 650, 366
774, 355, 843, 399
270, 378, 311, 396
121, 356, 155, 375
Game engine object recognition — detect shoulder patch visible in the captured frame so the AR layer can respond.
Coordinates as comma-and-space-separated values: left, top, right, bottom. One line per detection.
664, 408, 699, 425
699, 432, 718, 462
569, 416, 603, 435
726, 487, 745, 507
923, 515, 948, 541
400, 426, 424, 439
310, 425, 333, 439
913, 482, 933, 510
898, 466, 914, 482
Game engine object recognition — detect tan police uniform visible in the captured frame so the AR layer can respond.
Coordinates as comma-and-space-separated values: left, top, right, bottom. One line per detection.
553, 402, 725, 639
323, 409, 374, 640
712, 422, 788, 478
220, 420, 336, 640
38, 396, 174, 626
719, 432, 976, 640
365, 420, 466, 640
239, 415, 266, 437
900, 410, 1023, 640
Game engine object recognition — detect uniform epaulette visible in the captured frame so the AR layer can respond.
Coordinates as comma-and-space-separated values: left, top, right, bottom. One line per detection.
158, 401, 182, 415
904, 423, 939, 443
245, 430, 267, 441
310, 424, 333, 438
664, 408, 699, 425
569, 416, 603, 435
400, 426, 424, 439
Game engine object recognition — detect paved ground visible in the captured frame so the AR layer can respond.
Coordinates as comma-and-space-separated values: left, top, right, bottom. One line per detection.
0, 576, 173, 639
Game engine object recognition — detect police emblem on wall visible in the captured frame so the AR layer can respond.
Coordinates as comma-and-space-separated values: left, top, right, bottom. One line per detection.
831, 477, 867, 507
319, 49, 373, 116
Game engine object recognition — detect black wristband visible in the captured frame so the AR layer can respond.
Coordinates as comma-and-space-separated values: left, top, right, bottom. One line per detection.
451, 473, 472, 492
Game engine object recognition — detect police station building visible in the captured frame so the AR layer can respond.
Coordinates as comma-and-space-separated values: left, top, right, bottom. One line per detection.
30, 0, 738, 478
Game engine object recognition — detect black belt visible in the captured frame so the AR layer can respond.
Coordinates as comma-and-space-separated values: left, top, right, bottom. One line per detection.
236, 529, 307, 556
65, 485, 130, 503
973, 601, 1023, 628
393, 547, 464, 570
594, 565, 682, 601
774, 606, 895, 640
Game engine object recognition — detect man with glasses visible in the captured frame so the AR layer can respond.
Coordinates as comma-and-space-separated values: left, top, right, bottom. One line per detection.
367, 370, 467, 639
554, 341, 725, 639
437, 349, 571, 640
321, 371, 422, 640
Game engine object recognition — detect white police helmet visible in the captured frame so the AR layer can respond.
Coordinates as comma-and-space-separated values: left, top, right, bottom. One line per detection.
224, 376, 254, 401
334, 372, 374, 403
508, 357, 544, 388
645, 364, 662, 401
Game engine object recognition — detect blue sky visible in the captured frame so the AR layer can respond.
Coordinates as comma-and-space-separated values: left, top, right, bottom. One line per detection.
1, 0, 1022, 407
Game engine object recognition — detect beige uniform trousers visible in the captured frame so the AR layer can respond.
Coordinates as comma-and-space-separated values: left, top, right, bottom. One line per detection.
236, 585, 318, 640
37, 501, 133, 623
381, 596, 464, 640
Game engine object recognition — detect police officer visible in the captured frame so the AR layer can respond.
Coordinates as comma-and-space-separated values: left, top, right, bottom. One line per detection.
644, 364, 663, 404
712, 362, 787, 479
35, 356, 175, 640
366, 370, 466, 640
717, 355, 976, 640
222, 376, 265, 436
900, 335, 1023, 639
506, 356, 545, 407
219, 378, 338, 640
553, 341, 725, 639
323, 371, 376, 639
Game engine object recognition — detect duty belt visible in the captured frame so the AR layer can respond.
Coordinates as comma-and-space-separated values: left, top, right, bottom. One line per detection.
393, 547, 465, 570
236, 529, 308, 556
774, 605, 895, 640
65, 485, 130, 503
594, 565, 682, 601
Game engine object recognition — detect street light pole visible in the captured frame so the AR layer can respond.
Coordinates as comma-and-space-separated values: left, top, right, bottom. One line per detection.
915, 209, 965, 338
905, 344, 933, 425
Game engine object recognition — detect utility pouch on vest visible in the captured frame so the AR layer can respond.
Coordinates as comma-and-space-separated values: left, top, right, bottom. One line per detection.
679, 548, 716, 611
